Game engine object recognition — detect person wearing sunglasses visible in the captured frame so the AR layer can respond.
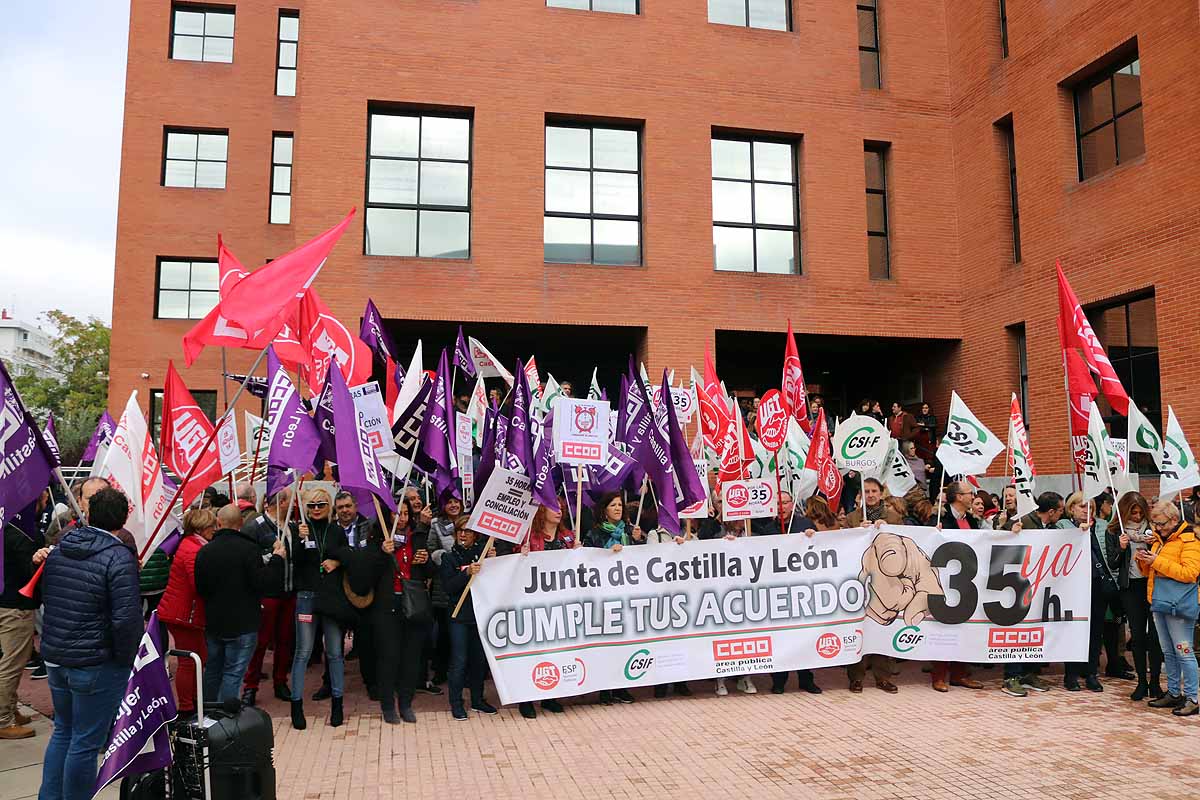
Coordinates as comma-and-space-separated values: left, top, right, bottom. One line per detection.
288, 488, 350, 730
1139, 501, 1200, 716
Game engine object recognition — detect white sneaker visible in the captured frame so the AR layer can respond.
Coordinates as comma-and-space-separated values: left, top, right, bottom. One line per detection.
737, 677, 757, 694
715, 678, 728, 697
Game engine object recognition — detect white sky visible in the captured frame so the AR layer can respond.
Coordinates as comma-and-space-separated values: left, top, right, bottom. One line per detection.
0, 1, 129, 327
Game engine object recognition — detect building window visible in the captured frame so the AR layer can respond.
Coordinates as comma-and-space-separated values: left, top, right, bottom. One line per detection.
365, 110, 472, 259
997, 117, 1021, 263
711, 136, 799, 274
1010, 323, 1029, 423
864, 144, 890, 279
150, 389, 217, 445
544, 124, 641, 266
156, 258, 219, 319
857, 1, 881, 89
170, 4, 234, 63
998, 0, 1009, 58
276, 11, 299, 96
547, 0, 638, 13
163, 129, 228, 188
1088, 294, 1159, 439
1074, 55, 1143, 181
708, 0, 789, 31
270, 134, 293, 224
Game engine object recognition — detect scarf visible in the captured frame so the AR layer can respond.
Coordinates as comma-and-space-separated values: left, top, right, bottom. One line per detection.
599, 520, 628, 548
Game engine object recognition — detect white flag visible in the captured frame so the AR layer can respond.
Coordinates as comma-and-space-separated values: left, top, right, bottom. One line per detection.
883, 441, 916, 498
1127, 403, 1164, 471
1081, 401, 1109, 499
100, 392, 176, 563
936, 391, 1005, 477
831, 412, 891, 478
1160, 406, 1199, 499
467, 336, 514, 386
538, 373, 561, 415
466, 375, 488, 447
587, 367, 602, 401
389, 340, 424, 425
1007, 394, 1037, 518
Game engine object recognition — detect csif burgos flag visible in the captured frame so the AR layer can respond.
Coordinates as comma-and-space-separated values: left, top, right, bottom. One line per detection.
160, 361, 223, 509
1127, 403, 1164, 471
328, 361, 396, 516
416, 348, 460, 500
264, 346, 321, 496
936, 391, 1005, 478
831, 412, 890, 478
100, 392, 176, 561
1007, 394, 1037, 518
0, 357, 57, 586
453, 325, 477, 379
782, 319, 809, 431
1160, 406, 1199, 500
92, 612, 177, 798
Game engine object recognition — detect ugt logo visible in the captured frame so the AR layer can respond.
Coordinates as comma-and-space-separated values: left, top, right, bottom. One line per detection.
573, 404, 597, 434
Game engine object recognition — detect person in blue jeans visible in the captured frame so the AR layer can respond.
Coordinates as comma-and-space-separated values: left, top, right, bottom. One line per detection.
1140, 501, 1200, 716
38, 486, 143, 800
440, 517, 497, 721
194, 504, 285, 705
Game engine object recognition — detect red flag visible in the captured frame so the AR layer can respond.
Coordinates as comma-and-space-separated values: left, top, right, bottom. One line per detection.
384, 355, 400, 411
804, 408, 842, 509
782, 319, 809, 431
700, 349, 752, 476
1064, 348, 1094, 474
219, 209, 355, 342
1056, 261, 1129, 415
298, 290, 372, 394
159, 361, 223, 508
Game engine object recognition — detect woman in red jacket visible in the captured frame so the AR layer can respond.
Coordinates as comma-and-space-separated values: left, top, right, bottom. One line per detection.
158, 508, 216, 715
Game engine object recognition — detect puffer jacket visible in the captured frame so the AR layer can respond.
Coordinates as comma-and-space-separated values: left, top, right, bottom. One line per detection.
1146, 522, 1200, 605
139, 547, 172, 597
41, 526, 142, 668
427, 517, 457, 609
157, 534, 208, 629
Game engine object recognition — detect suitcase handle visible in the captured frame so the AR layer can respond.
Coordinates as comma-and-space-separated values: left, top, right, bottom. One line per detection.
167, 649, 212, 800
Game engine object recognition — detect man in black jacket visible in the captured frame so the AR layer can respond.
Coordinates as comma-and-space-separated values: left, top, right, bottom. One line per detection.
0, 519, 40, 739
38, 487, 142, 800
240, 488, 297, 706
195, 504, 285, 704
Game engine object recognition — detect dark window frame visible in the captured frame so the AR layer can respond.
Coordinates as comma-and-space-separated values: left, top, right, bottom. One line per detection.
276, 10, 299, 97
711, 133, 802, 275
270, 132, 293, 225
154, 256, 219, 320
857, 0, 881, 89
547, 0, 640, 13
1086, 292, 1159, 436
363, 106, 474, 259
998, 0, 1009, 58
169, 3, 235, 62
150, 388, 218, 446
708, 0, 792, 32
161, 126, 229, 189
543, 120, 644, 266
997, 117, 1021, 263
1072, 53, 1143, 181
1012, 323, 1029, 424
864, 143, 890, 279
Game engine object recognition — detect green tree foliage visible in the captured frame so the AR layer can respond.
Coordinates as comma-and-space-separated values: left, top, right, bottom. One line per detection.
13, 311, 110, 465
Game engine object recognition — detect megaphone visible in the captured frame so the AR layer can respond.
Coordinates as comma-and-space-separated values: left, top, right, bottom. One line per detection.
19, 563, 45, 599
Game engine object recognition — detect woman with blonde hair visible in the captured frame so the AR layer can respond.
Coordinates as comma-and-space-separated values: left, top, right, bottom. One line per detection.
157, 507, 216, 716
1140, 501, 1200, 716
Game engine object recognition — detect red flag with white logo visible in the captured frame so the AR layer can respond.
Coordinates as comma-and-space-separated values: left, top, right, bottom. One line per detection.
700, 349, 752, 478
803, 408, 842, 509
782, 319, 809, 432
298, 290, 372, 394
1056, 261, 1129, 415
159, 361, 223, 509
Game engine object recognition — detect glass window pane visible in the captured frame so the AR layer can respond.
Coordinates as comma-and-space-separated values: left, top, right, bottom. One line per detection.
1116, 106, 1145, 162
190, 261, 218, 289
174, 10, 205, 35
1113, 69, 1141, 114
712, 139, 751, 179
756, 229, 796, 274
203, 37, 233, 63
594, 219, 640, 265
197, 134, 227, 161
166, 132, 197, 160
420, 160, 469, 207
272, 165, 292, 194
864, 150, 885, 189
164, 160, 196, 187
205, 11, 235, 37
546, 127, 590, 168
271, 194, 292, 224
195, 160, 226, 189
274, 136, 293, 164
754, 183, 795, 226
371, 115, 419, 158
365, 207, 417, 256
549, 0, 591, 8
276, 69, 296, 97
1080, 125, 1116, 179
594, 0, 638, 13
866, 193, 887, 232
278, 41, 297, 68
749, 0, 788, 31
752, 141, 793, 183
279, 15, 299, 42
714, 226, 754, 271
860, 51, 880, 89
1077, 80, 1114, 132
189, 291, 219, 319
158, 261, 191, 290
172, 35, 203, 60
546, 169, 591, 213
593, 129, 638, 171
708, 0, 747, 26
712, 179, 752, 223
368, 158, 418, 205
157, 290, 189, 319
544, 217, 591, 263
593, 171, 638, 216
421, 117, 470, 161
418, 211, 470, 259
868, 235, 890, 279
857, 9, 877, 48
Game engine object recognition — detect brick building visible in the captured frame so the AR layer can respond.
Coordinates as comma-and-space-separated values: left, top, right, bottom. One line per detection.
108, 0, 1199, 476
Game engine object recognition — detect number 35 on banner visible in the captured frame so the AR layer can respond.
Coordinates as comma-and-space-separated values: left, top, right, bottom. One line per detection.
721, 478, 776, 521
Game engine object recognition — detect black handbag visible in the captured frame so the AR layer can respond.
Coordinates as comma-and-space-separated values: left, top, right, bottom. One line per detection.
399, 578, 432, 624
315, 570, 359, 627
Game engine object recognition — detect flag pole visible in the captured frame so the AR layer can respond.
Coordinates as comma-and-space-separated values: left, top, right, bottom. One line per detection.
574, 467, 584, 542
248, 416, 266, 485
1061, 350, 1081, 494
452, 535, 494, 618
220, 347, 236, 498
935, 468, 948, 525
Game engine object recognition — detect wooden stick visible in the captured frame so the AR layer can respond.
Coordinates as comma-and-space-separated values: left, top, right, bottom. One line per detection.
935, 468, 948, 526
451, 535, 494, 618
633, 476, 649, 528
574, 467, 584, 542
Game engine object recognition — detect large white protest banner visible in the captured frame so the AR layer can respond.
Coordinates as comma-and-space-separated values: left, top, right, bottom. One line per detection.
471, 526, 1091, 704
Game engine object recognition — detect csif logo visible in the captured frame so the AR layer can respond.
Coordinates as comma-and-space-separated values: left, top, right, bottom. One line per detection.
840, 426, 881, 459
892, 625, 924, 653
624, 649, 654, 680
950, 414, 988, 443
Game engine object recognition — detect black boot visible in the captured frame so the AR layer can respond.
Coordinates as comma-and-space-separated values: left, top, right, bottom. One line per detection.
519, 702, 537, 719
330, 696, 344, 727
290, 700, 307, 730
241, 687, 257, 707
398, 690, 416, 723
541, 698, 564, 713
381, 700, 400, 725
1130, 682, 1149, 701
274, 683, 291, 701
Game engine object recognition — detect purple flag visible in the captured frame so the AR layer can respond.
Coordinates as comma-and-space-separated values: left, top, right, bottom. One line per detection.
530, 408, 558, 507
359, 299, 398, 365
562, 446, 637, 507
312, 376, 337, 472
664, 368, 707, 511
642, 370, 682, 534
82, 410, 117, 461
504, 359, 534, 477
453, 325, 477, 379
43, 413, 61, 466
265, 346, 321, 496
619, 363, 651, 493
391, 377, 432, 456
329, 362, 396, 515
616, 373, 629, 443
92, 611, 177, 796
415, 349, 459, 500
0, 357, 56, 589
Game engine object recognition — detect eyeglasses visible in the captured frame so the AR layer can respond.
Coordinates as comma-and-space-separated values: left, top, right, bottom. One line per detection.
1150, 518, 1172, 528
306, 502, 329, 510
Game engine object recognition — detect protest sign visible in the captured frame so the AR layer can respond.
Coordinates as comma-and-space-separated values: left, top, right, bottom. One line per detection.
456, 412, 475, 511
350, 381, 394, 455
721, 478, 776, 521
466, 466, 537, 544
552, 398, 611, 466
216, 411, 240, 475
652, 384, 696, 425
471, 526, 1091, 704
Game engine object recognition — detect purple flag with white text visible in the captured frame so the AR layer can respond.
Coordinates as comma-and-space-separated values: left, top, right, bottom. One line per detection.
415, 348, 459, 500
359, 298, 397, 365
453, 325, 477, 379
82, 410, 117, 461
504, 359, 534, 477
0, 358, 56, 589
43, 413, 61, 466
531, 408, 558, 507
643, 370, 682, 533
265, 346, 321, 496
329, 363, 396, 514
312, 375, 337, 472
665, 368, 707, 512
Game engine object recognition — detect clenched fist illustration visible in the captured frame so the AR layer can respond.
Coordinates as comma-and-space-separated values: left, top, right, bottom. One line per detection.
859, 532, 944, 626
